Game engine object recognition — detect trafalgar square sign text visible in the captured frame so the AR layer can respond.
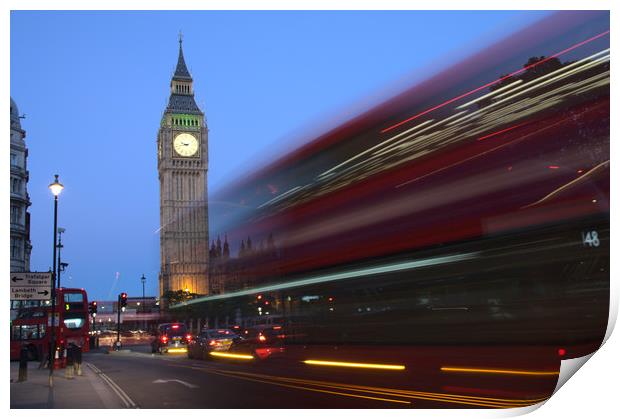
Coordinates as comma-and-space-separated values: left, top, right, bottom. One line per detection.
10, 272, 52, 300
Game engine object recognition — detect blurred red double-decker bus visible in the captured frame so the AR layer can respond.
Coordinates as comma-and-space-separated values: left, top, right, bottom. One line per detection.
10, 287, 90, 361
172, 11, 609, 404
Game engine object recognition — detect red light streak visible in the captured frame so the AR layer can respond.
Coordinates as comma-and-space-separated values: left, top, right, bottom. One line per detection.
558, 348, 566, 356
548, 165, 560, 169
380, 30, 610, 134
477, 122, 529, 141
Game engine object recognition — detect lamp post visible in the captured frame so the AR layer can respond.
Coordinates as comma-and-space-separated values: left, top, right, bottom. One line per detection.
141, 274, 146, 331
56, 227, 65, 288
48, 174, 64, 387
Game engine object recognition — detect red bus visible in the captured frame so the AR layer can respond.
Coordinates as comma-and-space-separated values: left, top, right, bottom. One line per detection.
10, 287, 90, 361
173, 11, 609, 405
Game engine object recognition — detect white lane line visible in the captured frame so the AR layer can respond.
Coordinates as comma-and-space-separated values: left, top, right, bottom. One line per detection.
87, 363, 138, 408
153, 379, 199, 389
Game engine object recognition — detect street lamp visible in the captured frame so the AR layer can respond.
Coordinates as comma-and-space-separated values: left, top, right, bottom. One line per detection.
141, 274, 146, 331
48, 174, 63, 387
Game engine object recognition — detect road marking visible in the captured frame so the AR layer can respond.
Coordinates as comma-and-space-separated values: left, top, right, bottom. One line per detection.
153, 379, 199, 389
86, 363, 138, 408
215, 369, 548, 408
207, 369, 411, 405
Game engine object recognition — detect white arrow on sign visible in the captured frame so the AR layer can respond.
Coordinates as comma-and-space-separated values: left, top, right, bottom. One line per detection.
153, 379, 199, 389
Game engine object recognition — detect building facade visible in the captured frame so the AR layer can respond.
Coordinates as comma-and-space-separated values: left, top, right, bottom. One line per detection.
157, 39, 210, 298
10, 97, 32, 273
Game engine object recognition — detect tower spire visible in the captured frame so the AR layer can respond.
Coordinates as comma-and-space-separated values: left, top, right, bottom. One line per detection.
173, 32, 192, 81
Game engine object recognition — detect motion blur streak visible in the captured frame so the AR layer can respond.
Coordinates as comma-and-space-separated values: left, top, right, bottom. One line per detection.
213, 369, 545, 408
181, 12, 608, 407
166, 348, 187, 353
303, 359, 406, 370
441, 367, 559, 376
209, 352, 254, 360
456, 80, 523, 109
477, 122, 529, 141
172, 252, 477, 308
523, 160, 610, 209
207, 369, 412, 405
380, 29, 609, 133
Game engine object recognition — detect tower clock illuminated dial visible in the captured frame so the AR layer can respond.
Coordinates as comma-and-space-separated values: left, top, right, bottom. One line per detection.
173, 132, 199, 157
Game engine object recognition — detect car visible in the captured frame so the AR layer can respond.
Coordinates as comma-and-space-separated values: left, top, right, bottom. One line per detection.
151, 323, 191, 354
229, 325, 286, 360
188, 329, 239, 359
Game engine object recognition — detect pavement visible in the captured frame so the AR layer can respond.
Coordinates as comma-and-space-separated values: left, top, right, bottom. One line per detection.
10, 359, 130, 409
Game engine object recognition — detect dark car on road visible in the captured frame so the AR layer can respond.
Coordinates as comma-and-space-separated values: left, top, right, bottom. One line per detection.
229, 325, 286, 360
151, 323, 191, 354
188, 329, 239, 359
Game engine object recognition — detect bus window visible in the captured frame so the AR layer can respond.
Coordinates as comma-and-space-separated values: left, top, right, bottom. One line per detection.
11, 324, 45, 340
63, 314, 86, 329
12, 325, 21, 340
64, 292, 85, 310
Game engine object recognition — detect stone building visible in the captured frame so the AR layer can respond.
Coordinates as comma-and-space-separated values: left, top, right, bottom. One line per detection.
157, 38, 210, 298
10, 97, 32, 273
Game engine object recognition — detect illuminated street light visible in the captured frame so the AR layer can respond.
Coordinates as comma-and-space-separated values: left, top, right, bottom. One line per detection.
47, 174, 64, 388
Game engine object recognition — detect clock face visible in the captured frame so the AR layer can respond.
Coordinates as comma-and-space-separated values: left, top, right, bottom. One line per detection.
173, 133, 199, 157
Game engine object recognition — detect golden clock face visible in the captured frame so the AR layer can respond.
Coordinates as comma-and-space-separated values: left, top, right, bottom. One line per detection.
173, 133, 199, 157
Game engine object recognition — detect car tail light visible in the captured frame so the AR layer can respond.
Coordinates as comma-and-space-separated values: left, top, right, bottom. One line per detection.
161, 336, 168, 343
209, 340, 216, 346
186, 334, 192, 341
172, 325, 180, 329
258, 334, 266, 342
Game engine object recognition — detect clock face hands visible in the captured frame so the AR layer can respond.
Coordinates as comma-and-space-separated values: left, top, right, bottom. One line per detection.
173, 132, 199, 157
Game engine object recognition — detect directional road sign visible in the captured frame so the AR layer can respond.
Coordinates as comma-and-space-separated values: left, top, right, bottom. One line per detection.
10, 272, 52, 300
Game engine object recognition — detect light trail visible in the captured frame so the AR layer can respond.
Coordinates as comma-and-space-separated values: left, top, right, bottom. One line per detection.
441, 367, 560, 376
209, 351, 254, 360
166, 348, 188, 354
170, 251, 478, 308
477, 122, 530, 141
303, 359, 406, 370
206, 369, 412, 405
210, 368, 549, 408
522, 160, 610, 209
380, 30, 609, 133
456, 79, 523, 109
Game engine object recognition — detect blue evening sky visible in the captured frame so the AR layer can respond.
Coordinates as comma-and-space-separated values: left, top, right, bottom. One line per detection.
10, 11, 549, 301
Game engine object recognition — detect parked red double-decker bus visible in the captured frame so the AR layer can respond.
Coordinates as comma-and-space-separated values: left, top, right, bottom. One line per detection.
10, 287, 90, 361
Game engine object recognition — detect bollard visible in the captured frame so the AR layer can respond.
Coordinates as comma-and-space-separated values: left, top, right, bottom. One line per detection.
75, 345, 83, 376
64, 344, 75, 379
18, 346, 28, 382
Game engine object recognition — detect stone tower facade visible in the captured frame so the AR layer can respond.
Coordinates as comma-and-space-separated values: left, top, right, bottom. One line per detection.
10, 97, 32, 273
158, 38, 209, 297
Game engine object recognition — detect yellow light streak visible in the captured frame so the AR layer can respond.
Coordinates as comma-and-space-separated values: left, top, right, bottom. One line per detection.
217, 369, 548, 408
208, 369, 411, 405
441, 366, 559, 376
166, 348, 188, 353
304, 359, 405, 370
209, 351, 254, 360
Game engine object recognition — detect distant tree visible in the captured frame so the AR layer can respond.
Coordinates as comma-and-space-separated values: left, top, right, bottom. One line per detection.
162, 289, 198, 306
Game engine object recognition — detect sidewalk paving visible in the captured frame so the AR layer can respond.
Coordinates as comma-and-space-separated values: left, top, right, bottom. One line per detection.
10, 360, 126, 409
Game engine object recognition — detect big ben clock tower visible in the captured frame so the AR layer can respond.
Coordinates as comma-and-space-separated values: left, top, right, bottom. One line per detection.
158, 36, 209, 298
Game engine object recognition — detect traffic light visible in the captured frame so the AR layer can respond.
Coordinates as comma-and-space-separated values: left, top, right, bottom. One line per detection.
89, 301, 98, 316
120, 293, 127, 310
